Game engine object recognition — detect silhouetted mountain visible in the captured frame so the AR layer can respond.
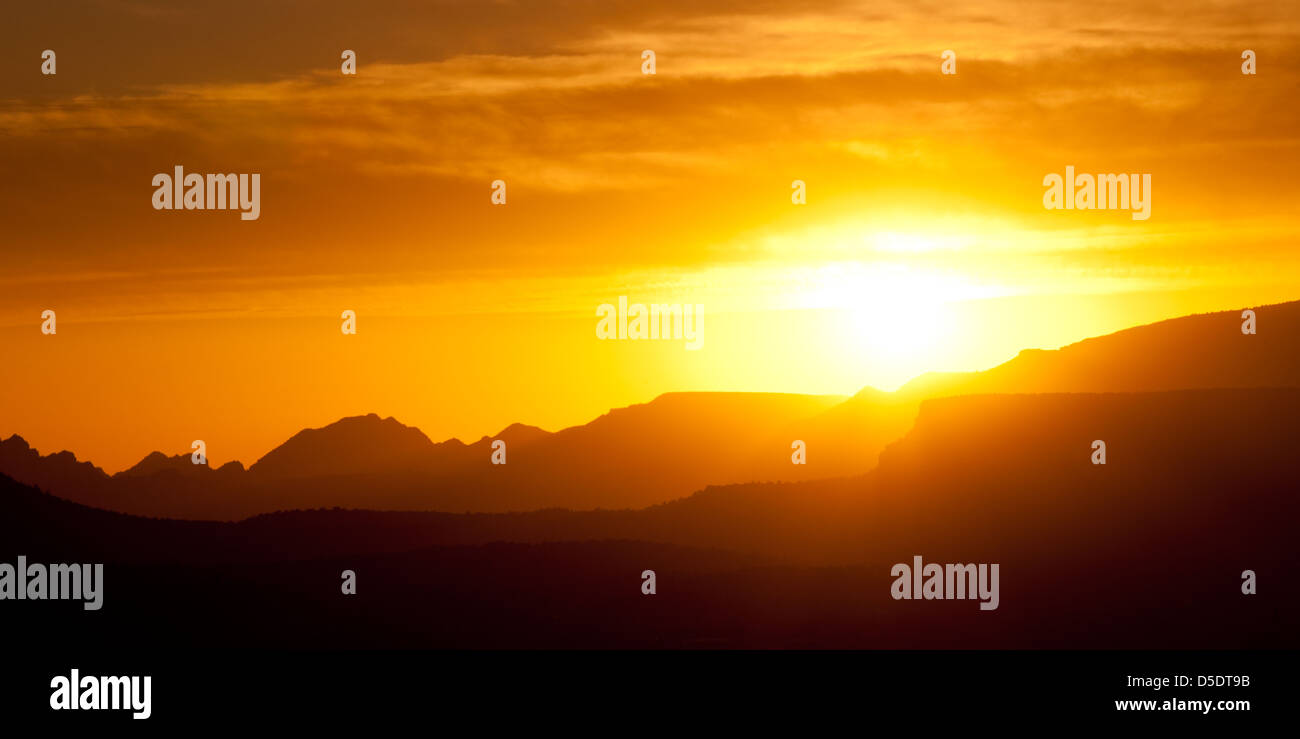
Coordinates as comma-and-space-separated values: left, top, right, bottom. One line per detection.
781, 299, 1300, 479
3, 386, 1295, 648
485, 422, 550, 447
897, 299, 1300, 397
249, 414, 441, 480
3, 300, 1298, 519
118, 451, 209, 477
0, 434, 111, 494
764, 385, 920, 480
462, 391, 847, 511
0, 392, 845, 518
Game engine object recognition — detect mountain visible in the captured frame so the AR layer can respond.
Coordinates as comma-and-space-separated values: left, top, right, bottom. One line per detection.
248, 414, 442, 480
118, 451, 209, 477
897, 299, 1300, 397
784, 299, 1300, 478
468, 391, 849, 509
0, 435, 111, 495
484, 422, 550, 447
4, 385, 1296, 648
3, 299, 1297, 519
0, 392, 847, 519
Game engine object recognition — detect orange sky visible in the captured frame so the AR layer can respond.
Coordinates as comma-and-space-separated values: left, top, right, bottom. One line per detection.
1, 0, 1298, 472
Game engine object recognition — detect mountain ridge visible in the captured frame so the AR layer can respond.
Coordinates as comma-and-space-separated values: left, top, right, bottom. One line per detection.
2, 298, 1297, 518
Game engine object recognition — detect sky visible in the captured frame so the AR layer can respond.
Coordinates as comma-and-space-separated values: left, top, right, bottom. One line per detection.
1, 0, 1298, 472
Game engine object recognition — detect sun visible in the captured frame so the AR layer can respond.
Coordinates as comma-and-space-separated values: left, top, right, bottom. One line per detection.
787, 258, 977, 388
873, 231, 943, 253
849, 289, 949, 358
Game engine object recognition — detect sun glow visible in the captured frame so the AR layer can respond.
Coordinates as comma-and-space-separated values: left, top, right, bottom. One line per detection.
781, 257, 1011, 387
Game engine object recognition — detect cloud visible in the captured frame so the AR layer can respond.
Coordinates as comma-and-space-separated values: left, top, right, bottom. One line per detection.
1, 0, 1296, 322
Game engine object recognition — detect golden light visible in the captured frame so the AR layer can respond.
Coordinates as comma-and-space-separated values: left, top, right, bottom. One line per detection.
780, 255, 1010, 389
